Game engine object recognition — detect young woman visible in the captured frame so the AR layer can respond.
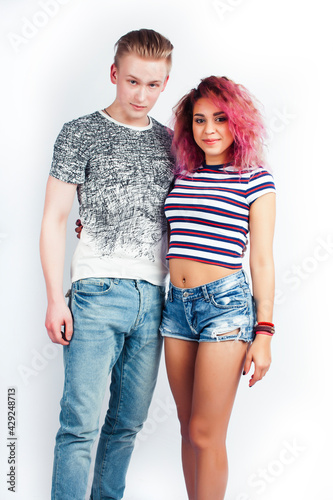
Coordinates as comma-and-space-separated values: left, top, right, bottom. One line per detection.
160, 76, 276, 500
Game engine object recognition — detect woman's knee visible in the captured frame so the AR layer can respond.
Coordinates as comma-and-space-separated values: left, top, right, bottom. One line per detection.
188, 416, 226, 451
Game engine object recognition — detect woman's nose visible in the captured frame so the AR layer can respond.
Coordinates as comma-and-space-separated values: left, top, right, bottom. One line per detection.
204, 120, 216, 134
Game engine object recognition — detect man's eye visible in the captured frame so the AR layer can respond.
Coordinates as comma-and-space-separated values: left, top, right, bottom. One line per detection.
129, 80, 137, 85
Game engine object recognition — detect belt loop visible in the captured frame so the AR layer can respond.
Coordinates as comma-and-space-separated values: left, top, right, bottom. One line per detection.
168, 283, 173, 302
202, 285, 210, 302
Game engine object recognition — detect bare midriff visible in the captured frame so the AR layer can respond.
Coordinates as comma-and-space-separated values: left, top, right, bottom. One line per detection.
169, 258, 240, 288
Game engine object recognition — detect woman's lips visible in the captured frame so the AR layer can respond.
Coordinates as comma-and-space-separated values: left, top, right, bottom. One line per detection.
203, 139, 220, 144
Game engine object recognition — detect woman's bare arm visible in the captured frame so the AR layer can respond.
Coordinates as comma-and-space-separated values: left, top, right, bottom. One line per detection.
243, 193, 276, 387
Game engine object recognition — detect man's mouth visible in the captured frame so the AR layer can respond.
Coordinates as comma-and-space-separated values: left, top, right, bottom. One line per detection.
131, 103, 146, 110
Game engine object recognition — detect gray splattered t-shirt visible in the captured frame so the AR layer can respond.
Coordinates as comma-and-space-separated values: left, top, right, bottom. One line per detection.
50, 111, 174, 286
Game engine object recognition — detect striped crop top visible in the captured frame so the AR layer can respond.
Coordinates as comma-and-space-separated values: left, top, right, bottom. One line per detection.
164, 164, 276, 270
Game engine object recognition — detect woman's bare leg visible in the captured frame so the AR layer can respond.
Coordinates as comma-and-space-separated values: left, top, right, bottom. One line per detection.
190, 335, 248, 500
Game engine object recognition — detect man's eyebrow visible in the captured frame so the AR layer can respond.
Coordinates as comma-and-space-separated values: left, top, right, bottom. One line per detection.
126, 74, 163, 83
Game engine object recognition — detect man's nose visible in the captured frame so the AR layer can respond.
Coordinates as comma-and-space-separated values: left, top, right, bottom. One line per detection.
135, 87, 145, 102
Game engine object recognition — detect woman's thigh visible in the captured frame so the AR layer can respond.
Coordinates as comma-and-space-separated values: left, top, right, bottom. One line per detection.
191, 338, 248, 442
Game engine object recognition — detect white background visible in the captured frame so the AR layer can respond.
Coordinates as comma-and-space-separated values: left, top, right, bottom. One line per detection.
1, 0, 332, 499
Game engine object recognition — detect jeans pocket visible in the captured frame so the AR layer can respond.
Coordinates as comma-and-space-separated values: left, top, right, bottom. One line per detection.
72, 278, 114, 296
210, 288, 247, 310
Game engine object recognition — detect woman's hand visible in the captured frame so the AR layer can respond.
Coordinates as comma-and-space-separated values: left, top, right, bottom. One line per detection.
243, 335, 272, 387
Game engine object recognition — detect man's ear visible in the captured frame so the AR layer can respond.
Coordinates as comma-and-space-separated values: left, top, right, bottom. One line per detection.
110, 63, 118, 84
161, 75, 170, 93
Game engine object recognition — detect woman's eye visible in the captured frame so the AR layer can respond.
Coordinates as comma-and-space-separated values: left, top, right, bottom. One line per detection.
194, 119, 204, 124
216, 117, 227, 122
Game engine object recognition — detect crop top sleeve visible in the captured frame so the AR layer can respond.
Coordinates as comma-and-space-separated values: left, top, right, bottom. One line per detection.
245, 169, 276, 205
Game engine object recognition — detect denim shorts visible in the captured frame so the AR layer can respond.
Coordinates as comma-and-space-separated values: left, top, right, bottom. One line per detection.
160, 270, 256, 343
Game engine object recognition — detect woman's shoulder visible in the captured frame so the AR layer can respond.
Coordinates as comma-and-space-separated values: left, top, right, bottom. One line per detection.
239, 167, 275, 187
236, 165, 272, 176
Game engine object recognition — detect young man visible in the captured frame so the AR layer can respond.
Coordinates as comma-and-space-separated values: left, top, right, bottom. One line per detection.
40, 29, 174, 500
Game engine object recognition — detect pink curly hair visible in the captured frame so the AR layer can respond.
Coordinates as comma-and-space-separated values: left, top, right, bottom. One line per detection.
172, 76, 267, 173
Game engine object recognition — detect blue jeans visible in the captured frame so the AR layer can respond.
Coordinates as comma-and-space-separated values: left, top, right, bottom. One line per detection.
51, 278, 164, 500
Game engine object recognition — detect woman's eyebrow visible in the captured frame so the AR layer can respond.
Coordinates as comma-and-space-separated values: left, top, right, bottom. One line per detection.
193, 111, 226, 117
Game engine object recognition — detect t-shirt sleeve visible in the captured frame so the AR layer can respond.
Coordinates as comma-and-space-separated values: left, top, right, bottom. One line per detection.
246, 168, 276, 205
49, 122, 88, 184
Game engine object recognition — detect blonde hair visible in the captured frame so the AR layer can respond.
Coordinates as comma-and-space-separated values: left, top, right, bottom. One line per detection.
114, 29, 173, 73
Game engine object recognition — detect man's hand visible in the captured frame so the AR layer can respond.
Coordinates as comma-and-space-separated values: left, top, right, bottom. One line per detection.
45, 299, 73, 345
75, 219, 83, 239
241, 238, 248, 258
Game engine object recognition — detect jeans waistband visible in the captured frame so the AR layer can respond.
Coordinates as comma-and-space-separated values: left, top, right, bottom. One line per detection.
168, 270, 247, 302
